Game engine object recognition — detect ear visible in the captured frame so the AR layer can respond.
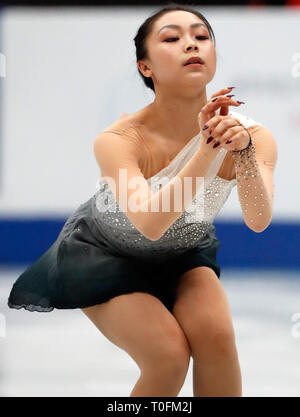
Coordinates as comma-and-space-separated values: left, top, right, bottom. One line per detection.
137, 60, 152, 77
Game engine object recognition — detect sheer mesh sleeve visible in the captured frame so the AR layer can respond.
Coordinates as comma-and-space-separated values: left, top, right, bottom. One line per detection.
230, 124, 278, 232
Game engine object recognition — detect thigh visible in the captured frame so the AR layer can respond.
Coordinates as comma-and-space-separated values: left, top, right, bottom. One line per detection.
172, 266, 236, 354
81, 291, 191, 371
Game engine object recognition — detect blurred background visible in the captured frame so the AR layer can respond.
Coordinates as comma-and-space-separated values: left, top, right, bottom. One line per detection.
0, 0, 300, 397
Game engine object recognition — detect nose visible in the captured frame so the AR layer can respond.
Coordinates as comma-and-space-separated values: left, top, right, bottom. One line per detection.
184, 40, 199, 52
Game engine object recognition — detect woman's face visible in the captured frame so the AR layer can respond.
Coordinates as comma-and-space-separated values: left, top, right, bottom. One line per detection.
139, 10, 216, 93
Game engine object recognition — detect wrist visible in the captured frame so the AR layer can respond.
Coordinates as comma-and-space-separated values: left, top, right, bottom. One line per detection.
231, 130, 252, 153
230, 135, 259, 180
197, 146, 216, 163
230, 136, 254, 161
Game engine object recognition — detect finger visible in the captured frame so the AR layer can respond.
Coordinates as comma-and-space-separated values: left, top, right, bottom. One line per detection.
219, 125, 244, 145
209, 96, 241, 108
201, 114, 233, 134
210, 97, 240, 120
199, 97, 241, 131
199, 97, 240, 127
212, 125, 245, 150
210, 87, 234, 99
208, 114, 239, 129
219, 94, 236, 117
219, 105, 229, 116
209, 116, 240, 135
220, 128, 245, 150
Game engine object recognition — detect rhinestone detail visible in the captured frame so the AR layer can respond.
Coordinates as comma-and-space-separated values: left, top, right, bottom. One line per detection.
230, 135, 269, 228
93, 175, 234, 261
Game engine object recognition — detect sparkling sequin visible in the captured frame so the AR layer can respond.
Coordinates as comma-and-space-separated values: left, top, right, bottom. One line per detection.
231, 135, 269, 228
93, 174, 234, 261
92, 110, 263, 259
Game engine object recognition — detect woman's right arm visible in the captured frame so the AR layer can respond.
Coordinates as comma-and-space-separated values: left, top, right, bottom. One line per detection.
94, 92, 240, 241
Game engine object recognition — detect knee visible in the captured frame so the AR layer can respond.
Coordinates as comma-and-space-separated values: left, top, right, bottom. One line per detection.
142, 337, 191, 379
173, 289, 238, 360
209, 326, 237, 358
193, 320, 237, 359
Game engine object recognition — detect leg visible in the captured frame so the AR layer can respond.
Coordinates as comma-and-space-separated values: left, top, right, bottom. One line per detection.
172, 266, 242, 397
81, 291, 191, 397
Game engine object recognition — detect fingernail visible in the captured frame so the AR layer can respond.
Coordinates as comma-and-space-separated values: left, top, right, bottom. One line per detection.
226, 94, 235, 97
227, 86, 235, 89
225, 139, 232, 144
211, 97, 218, 102
206, 136, 213, 144
213, 141, 220, 148
237, 101, 245, 104
202, 124, 209, 130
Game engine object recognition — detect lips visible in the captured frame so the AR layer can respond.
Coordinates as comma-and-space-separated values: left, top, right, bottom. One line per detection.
184, 56, 204, 66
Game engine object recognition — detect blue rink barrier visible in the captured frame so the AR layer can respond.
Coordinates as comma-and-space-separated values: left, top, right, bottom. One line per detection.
0, 217, 299, 269
215, 220, 300, 270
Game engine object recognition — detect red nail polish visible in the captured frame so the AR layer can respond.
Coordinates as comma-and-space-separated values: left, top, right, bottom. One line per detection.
237, 101, 245, 104
211, 98, 218, 102
213, 141, 220, 148
225, 139, 232, 144
206, 136, 213, 144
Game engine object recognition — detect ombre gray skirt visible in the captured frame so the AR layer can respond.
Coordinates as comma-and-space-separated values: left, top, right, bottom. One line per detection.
7, 196, 221, 314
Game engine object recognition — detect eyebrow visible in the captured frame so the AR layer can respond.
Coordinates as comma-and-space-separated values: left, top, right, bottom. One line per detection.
157, 23, 207, 34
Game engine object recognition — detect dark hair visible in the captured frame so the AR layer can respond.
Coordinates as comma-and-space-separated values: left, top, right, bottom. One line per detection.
133, 2, 216, 93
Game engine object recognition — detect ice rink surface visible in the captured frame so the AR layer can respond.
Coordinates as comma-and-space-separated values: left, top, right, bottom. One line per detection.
1, 266, 300, 397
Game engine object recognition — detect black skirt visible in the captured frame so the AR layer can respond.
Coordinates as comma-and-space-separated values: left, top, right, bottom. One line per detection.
7, 197, 221, 314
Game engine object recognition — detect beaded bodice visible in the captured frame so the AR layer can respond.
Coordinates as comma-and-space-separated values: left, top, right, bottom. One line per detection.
91, 111, 262, 261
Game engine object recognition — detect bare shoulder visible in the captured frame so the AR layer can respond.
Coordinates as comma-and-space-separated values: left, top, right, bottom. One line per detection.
94, 127, 142, 160
94, 113, 148, 171
100, 111, 145, 134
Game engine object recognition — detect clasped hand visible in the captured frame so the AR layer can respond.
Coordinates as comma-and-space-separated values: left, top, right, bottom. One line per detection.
198, 87, 251, 157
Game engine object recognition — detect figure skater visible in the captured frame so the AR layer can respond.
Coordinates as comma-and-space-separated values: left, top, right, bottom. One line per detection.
8, 3, 278, 397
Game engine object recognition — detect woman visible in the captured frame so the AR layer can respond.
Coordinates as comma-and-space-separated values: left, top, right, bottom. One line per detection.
8, 3, 277, 397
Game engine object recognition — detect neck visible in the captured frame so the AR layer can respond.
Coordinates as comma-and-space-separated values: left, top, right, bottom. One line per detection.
145, 89, 208, 142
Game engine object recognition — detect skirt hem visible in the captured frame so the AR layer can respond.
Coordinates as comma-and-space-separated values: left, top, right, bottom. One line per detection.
8, 288, 174, 313
7, 300, 54, 313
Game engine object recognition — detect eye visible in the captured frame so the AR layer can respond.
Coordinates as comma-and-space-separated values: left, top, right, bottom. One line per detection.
164, 36, 208, 42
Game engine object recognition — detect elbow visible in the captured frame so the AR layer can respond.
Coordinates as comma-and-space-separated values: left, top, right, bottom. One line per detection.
139, 219, 163, 241
147, 235, 161, 242
251, 225, 268, 233
123, 212, 161, 241
149, 232, 163, 242
131, 219, 161, 241
245, 208, 273, 233
140, 230, 158, 241
141, 225, 162, 241
247, 218, 272, 233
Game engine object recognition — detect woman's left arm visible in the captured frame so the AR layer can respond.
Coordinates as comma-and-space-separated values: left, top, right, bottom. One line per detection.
230, 125, 278, 233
